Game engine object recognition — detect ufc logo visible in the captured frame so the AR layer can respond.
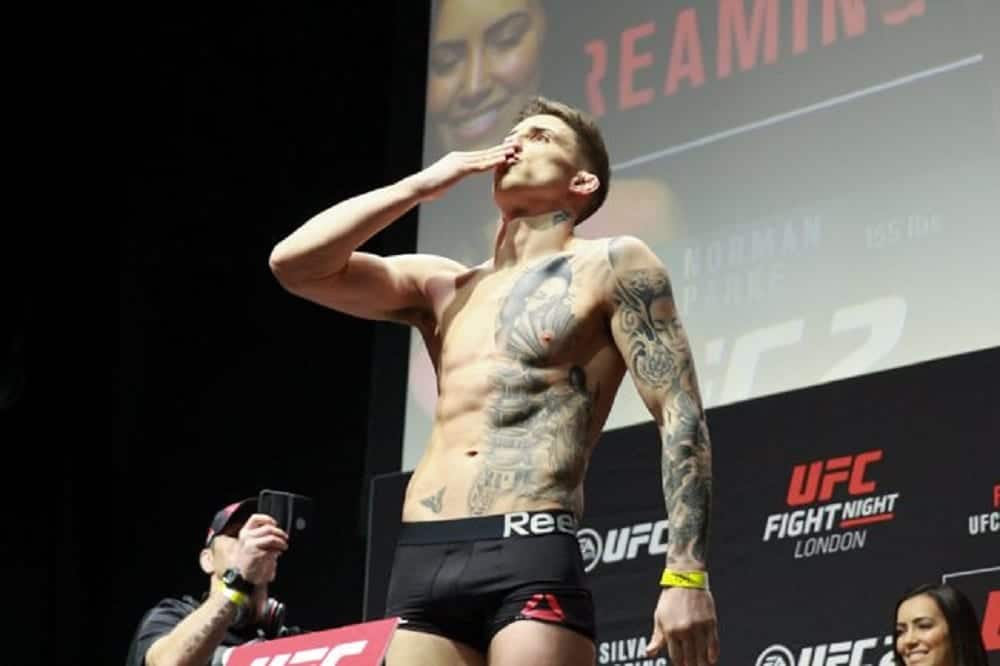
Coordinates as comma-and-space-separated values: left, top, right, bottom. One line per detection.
786, 450, 882, 506
248, 640, 367, 666
602, 521, 669, 563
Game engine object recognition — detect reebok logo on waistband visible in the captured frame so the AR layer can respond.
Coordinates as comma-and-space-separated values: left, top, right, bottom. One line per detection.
503, 511, 578, 538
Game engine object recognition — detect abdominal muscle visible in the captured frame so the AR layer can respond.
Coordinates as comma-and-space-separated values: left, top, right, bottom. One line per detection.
401, 242, 626, 522
401, 359, 597, 522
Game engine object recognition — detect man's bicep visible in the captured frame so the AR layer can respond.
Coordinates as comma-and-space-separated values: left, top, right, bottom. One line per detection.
607, 237, 701, 418
284, 252, 457, 324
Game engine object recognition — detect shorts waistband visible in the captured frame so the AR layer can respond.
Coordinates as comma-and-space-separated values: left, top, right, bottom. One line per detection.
397, 510, 579, 545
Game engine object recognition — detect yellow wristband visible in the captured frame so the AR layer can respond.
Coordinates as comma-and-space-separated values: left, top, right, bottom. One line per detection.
220, 585, 250, 607
660, 569, 709, 590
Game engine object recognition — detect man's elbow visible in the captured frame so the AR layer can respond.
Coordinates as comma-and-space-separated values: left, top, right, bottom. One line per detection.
268, 243, 309, 290
268, 245, 293, 286
268, 242, 346, 291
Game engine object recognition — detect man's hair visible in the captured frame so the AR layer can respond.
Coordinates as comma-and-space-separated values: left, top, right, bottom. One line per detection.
515, 96, 610, 225
891, 583, 989, 666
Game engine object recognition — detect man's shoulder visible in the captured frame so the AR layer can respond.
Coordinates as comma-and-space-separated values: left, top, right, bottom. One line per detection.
570, 235, 660, 269
125, 596, 201, 666
142, 595, 199, 625
603, 235, 667, 274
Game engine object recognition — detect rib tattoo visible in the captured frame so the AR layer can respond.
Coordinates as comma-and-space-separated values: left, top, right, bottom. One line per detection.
468, 255, 593, 516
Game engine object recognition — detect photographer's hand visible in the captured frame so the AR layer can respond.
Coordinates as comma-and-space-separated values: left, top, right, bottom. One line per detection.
233, 513, 289, 585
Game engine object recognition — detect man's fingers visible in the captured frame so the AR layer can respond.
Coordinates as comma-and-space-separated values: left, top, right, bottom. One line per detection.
693, 624, 710, 666
479, 140, 521, 155
245, 534, 288, 553
470, 147, 517, 171
474, 156, 509, 171
468, 144, 516, 162
243, 513, 277, 529
667, 635, 684, 666
680, 628, 698, 666
243, 524, 289, 541
644, 624, 664, 657
707, 623, 721, 664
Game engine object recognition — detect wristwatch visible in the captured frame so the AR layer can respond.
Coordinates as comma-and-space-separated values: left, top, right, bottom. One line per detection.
220, 568, 253, 627
221, 568, 254, 596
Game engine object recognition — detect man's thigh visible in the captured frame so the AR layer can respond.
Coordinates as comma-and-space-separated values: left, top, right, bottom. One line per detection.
385, 628, 486, 666
488, 620, 596, 666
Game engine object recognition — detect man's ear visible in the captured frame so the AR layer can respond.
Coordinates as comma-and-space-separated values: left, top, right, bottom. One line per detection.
199, 547, 214, 574
570, 171, 599, 196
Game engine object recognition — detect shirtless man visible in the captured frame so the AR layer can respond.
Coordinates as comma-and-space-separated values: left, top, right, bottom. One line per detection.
269, 97, 719, 666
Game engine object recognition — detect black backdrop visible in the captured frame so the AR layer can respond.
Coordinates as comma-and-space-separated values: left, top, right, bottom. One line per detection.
83, 3, 427, 665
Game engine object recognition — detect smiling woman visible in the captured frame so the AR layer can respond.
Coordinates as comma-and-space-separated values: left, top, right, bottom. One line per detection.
426, 0, 546, 153
893, 583, 988, 666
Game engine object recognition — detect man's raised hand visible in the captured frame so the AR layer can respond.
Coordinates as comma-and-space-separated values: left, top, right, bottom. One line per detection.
233, 514, 289, 585
408, 142, 521, 202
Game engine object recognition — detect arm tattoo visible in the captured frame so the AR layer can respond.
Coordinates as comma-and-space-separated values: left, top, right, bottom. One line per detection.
181, 599, 233, 660
420, 487, 445, 513
660, 400, 712, 565
610, 239, 712, 567
468, 255, 593, 516
610, 267, 677, 387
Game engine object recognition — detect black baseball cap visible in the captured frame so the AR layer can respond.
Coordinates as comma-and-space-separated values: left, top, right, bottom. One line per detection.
205, 497, 256, 546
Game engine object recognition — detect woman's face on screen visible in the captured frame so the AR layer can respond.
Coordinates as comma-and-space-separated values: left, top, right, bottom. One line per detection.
427, 0, 546, 153
895, 595, 955, 666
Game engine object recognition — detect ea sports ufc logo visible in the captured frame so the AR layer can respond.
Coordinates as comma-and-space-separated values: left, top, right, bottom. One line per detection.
787, 450, 882, 506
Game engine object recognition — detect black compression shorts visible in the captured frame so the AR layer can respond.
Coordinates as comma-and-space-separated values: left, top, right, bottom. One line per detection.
383, 509, 595, 655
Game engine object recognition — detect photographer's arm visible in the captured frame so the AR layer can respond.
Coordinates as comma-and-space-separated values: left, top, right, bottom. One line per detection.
144, 515, 286, 666
144, 594, 238, 666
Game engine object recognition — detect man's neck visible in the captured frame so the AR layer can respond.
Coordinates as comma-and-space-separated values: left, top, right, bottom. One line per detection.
493, 209, 575, 269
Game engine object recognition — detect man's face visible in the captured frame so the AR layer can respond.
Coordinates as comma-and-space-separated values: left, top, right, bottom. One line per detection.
427, 0, 545, 152
494, 114, 583, 200
205, 525, 242, 576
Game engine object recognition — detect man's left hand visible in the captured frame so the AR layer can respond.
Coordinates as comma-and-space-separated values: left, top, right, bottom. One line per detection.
644, 586, 719, 666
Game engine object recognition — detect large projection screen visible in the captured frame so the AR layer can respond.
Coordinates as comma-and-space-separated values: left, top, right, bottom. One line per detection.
402, 0, 1000, 470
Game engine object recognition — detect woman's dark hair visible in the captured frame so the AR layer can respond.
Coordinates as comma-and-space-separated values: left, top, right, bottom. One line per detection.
893, 582, 988, 666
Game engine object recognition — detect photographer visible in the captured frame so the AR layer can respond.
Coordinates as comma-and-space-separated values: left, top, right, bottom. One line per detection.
125, 499, 289, 666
